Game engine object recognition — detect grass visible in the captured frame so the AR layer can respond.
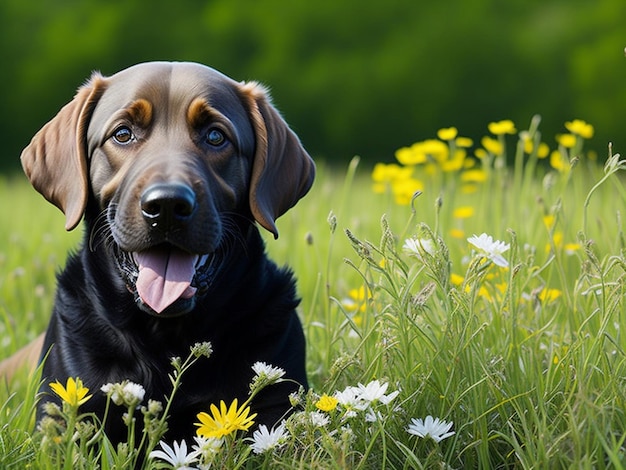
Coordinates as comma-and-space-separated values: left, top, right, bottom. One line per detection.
1, 117, 626, 468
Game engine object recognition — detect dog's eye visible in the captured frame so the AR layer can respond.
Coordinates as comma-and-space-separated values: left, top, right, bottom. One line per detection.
205, 128, 226, 147
112, 126, 135, 145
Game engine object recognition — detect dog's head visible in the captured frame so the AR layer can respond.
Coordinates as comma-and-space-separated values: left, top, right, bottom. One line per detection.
21, 62, 315, 316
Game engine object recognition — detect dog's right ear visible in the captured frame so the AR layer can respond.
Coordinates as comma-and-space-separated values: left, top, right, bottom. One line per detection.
20, 73, 106, 231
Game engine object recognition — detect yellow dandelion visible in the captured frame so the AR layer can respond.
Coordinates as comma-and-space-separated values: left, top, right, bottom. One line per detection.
550, 150, 570, 173
195, 399, 257, 439
460, 169, 488, 184
455, 136, 474, 148
488, 120, 516, 135
565, 119, 594, 139
315, 394, 339, 412
49, 377, 92, 408
536, 142, 550, 158
556, 133, 577, 149
437, 127, 458, 141
538, 288, 562, 303
542, 214, 556, 230
392, 177, 423, 205
450, 273, 464, 286
453, 206, 474, 219
564, 243, 581, 255
481, 136, 504, 156
449, 228, 465, 239
395, 146, 427, 166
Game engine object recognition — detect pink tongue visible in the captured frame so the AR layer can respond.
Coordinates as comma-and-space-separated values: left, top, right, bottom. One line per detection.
135, 249, 198, 313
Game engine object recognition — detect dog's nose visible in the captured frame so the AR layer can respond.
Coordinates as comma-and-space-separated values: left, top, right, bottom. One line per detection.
140, 183, 197, 227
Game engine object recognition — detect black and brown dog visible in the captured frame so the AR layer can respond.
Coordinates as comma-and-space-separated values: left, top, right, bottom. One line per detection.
7, 61, 314, 442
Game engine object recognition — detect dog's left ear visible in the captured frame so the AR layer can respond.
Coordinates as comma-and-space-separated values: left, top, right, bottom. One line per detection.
20, 73, 106, 230
240, 82, 315, 238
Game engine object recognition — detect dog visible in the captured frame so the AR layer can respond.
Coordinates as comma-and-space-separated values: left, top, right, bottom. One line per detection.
9, 61, 314, 442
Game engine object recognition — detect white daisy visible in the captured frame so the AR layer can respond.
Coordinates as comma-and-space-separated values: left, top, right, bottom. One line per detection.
403, 237, 436, 258
249, 423, 289, 454
149, 439, 199, 469
251, 362, 286, 383
467, 233, 510, 267
406, 416, 455, 443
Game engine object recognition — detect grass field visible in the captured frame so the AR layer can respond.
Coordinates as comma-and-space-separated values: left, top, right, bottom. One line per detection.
1, 118, 626, 468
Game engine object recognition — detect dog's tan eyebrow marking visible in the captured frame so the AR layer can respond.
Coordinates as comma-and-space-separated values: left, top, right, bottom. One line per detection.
187, 97, 226, 128
125, 99, 153, 127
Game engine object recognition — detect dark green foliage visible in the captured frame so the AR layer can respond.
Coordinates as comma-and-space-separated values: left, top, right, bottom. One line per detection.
2, 0, 625, 170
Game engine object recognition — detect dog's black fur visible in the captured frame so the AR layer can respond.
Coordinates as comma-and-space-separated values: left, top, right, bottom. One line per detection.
40, 218, 306, 442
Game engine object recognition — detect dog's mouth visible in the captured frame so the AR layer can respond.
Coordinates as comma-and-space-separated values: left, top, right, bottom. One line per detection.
115, 245, 217, 317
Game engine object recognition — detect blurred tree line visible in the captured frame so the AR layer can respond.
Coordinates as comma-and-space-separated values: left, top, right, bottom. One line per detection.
1, 0, 625, 171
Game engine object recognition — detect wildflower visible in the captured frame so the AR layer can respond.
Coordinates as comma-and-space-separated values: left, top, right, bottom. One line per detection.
556, 133, 577, 149
191, 341, 213, 358
565, 119, 594, 139
249, 423, 289, 455
467, 233, 510, 268
251, 362, 286, 386
391, 176, 423, 205
49, 377, 92, 408
407, 416, 455, 443
460, 168, 488, 183
334, 386, 361, 417
538, 288, 562, 303
315, 393, 339, 412
455, 136, 474, 148
101, 381, 145, 407
453, 206, 475, 219
481, 136, 503, 156
488, 120, 516, 135
308, 411, 330, 427
149, 439, 199, 469
437, 127, 458, 141
341, 285, 370, 314
550, 150, 570, 173
395, 146, 427, 166
355, 380, 399, 406
195, 399, 257, 438
449, 228, 465, 239
403, 237, 436, 258
192, 435, 224, 463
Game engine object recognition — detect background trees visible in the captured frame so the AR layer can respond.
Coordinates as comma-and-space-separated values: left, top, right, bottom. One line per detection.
1, 0, 625, 170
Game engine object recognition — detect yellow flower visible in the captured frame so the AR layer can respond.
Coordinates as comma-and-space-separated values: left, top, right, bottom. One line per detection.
342, 286, 370, 314
437, 127, 458, 141
392, 177, 423, 205
460, 169, 488, 183
481, 136, 503, 156
556, 133, 577, 149
550, 150, 570, 173
488, 120, 516, 135
450, 273, 464, 286
195, 399, 257, 438
315, 394, 339, 412
49, 377, 92, 407
419, 139, 449, 163
449, 228, 465, 239
441, 149, 466, 172
542, 214, 556, 230
371, 163, 414, 194
453, 206, 474, 219
395, 146, 426, 166
455, 136, 474, 148
565, 119, 594, 139
564, 243, 581, 255
538, 288, 562, 303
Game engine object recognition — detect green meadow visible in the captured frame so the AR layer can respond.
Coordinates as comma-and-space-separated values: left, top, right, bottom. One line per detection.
1, 117, 626, 468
